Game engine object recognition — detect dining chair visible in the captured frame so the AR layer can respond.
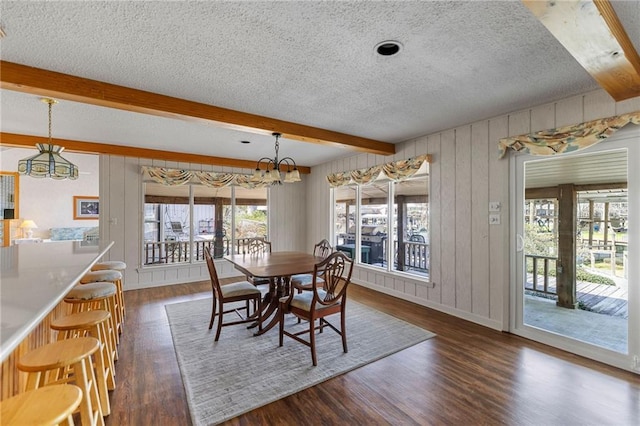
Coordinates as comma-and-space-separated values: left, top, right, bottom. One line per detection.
242, 237, 272, 287
290, 239, 333, 293
205, 248, 262, 341
278, 251, 354, 366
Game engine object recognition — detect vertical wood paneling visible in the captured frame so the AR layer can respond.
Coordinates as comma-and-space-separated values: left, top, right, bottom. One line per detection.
440, 129, 456, 307
427, 134, 442, 304
1, 300, 69, 399
488, 115, 509, 324
508, 110, 531, 136
555, 95, 584, 127
107, 155, 127, 262
531, 103, 556, 131
470, 120, 490, 318
454, 125, 472, 312
584, 90, 616, 121
121, 157, 141, 287
616, 94, 640, 114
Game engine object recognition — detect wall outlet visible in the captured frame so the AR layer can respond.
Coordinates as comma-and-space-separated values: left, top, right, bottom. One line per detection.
489, 201, 501, 212
489, 213, 501, 225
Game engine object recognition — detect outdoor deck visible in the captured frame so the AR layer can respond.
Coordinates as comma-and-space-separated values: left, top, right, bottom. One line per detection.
526, 274, 628, 318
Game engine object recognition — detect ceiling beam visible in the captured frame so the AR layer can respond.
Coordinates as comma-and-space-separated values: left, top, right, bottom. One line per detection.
0, 132, 311, 174
522, 0, 640, 101
0, 61, 395, 156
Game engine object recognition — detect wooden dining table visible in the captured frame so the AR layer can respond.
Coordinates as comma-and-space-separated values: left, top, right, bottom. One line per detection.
224, 251, 324, 335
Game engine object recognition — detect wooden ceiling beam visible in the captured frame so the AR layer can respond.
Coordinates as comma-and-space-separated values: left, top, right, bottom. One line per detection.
0, 132, 311, 174
522, 0, 640, 101
0, 61, 395, 156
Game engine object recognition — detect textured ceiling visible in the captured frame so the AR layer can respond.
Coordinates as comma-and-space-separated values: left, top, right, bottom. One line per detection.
1, 1, 639, 167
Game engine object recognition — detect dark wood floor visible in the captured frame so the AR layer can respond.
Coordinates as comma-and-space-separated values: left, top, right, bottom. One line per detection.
106, 279, 639, 425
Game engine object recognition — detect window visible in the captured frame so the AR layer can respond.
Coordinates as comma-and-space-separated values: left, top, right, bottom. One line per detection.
331, 160, 429, 279
143, 180, 268, 266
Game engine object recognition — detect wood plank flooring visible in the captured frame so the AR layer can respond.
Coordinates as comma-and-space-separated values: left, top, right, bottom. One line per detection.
106, 279, 639, 425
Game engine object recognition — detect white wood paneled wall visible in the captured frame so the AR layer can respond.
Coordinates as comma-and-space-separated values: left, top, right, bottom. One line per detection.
307, 89, 640, 331
98, 157, 307, 290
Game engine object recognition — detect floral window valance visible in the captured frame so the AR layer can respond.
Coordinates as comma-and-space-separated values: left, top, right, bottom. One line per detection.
498, 111, 640, 159
326, 154, 430, 188
141, 166, 272, 189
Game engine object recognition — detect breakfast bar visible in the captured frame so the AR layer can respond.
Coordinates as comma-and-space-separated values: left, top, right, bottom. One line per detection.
0, 240, 114, 398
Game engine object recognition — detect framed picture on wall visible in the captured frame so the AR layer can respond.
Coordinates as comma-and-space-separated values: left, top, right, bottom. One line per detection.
73, 196, 99, 220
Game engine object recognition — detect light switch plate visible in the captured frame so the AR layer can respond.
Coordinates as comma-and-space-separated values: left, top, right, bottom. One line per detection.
489, 201, 501, 212
489, 213, 501, 225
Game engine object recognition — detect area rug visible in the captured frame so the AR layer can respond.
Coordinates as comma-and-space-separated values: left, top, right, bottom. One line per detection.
165, 297, 435, 426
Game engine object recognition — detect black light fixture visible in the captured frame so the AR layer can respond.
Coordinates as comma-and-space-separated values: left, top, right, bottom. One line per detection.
251, 132, 301, 184
17, 98, 78, 180
375, 40, 402, 56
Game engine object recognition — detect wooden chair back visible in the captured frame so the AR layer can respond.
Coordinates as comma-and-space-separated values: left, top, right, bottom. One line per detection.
205, 247, 223, 298
239, 237, 272, 255
312, 251, 353, 307
313, 239, 333, 258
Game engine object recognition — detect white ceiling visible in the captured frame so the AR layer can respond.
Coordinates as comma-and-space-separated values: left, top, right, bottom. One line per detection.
1, 1, 639, 168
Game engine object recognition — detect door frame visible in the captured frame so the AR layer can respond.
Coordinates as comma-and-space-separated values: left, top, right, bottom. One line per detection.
509, 126, 639, 373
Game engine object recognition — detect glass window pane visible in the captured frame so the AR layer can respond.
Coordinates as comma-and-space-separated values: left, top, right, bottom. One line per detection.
233, 186, 268, 252
393, 174, 430, 276
334, 185, 357, 258
360, 181, 388, 267
143, 182, 191, 265
193, 185, 232, 259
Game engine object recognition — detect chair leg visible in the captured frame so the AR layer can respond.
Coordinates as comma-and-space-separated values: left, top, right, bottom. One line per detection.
215, 299, 224, 341
208, 294, 217, 330
257, 297, 263, 333
278, 301, 285, 347
341, 310, 348, 353
310, 318, 317, 366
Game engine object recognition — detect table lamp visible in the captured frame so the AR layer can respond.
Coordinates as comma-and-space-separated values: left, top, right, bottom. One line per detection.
20, 220, 38, 238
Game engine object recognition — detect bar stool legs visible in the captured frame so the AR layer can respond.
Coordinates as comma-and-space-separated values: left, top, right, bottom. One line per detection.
51, 310, 116, 416
91, 261, 127, 322
64, 282, 119, 362
81, 270, 124, 336
17, 337, 105, 426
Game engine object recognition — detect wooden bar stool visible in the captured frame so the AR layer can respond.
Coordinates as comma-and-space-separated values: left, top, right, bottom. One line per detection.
17, 337, 104, 426
81, 270, 124, 335
0, 384, 83, 426
64, 283, 120, 359
51, 310, 116, 416
91, 261, 127, 320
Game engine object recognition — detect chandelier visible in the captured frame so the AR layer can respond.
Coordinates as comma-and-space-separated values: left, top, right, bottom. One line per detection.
251, 132, 301, 184
17, 98, 79, 180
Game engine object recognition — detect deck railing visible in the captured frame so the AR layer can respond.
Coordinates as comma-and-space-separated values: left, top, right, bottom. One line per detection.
390, 241, 429, 272
144, 237, 265, 265
399, 241, 429, 271
526, 254, 557, 296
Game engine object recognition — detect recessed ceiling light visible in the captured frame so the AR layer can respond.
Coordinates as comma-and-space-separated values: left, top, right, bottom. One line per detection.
240, 140, 251, 144
375, 40, 402, 56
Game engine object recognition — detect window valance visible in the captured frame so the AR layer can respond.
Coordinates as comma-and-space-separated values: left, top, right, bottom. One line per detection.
326, 154, 430, 188
497, 111, 640, 159
141, 166, 272, 189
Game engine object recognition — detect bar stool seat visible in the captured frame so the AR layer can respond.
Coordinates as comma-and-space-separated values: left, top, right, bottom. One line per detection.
51, 310, 116, 416
91, 261, 127, 272
65, 283, 120, 357
17, 337, 104, 426
0, 384, 83, 426
81, 270, 124, 334
91, 261, 127, 319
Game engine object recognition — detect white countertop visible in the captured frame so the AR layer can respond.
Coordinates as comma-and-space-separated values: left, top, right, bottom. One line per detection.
0, 240, 114, 362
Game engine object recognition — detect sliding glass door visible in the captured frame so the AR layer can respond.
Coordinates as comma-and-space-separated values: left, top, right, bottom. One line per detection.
511, 129, 639, 373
